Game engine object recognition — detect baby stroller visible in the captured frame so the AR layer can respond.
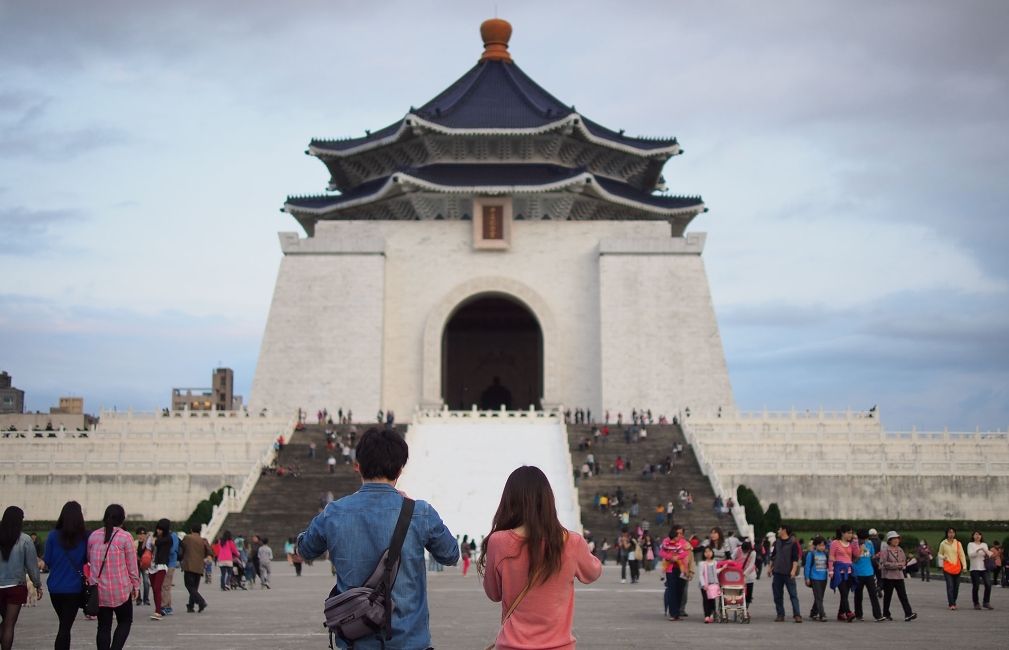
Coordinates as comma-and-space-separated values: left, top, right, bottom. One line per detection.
230, 559, 248, 590
717, 560, 749, 623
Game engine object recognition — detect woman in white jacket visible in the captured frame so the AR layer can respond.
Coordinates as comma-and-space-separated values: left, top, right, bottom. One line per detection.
967, 531, 994, 610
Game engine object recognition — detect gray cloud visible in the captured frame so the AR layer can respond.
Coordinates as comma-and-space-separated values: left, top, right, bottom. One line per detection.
0, 88, 130, 160
0, 206, 85, 254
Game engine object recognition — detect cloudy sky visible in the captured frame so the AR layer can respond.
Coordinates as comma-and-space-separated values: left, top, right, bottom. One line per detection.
2, 1, 1007, 430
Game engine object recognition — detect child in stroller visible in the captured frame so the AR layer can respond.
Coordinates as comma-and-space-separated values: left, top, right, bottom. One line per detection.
717, 559, 749, 623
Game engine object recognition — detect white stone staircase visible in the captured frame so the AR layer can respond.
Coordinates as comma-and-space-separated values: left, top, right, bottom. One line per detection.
397, 408, 581, 541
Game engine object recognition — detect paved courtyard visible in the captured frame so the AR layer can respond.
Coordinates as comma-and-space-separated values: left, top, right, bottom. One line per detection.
13, 563, 1009, 648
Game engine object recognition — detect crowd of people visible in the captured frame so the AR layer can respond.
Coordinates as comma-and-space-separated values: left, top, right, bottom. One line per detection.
578, 518, 1004, 627
0, 501, 309, 650
1, 420, 1004, 649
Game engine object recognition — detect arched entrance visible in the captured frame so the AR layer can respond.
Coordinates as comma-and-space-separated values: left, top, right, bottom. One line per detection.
442, 295, 543, 410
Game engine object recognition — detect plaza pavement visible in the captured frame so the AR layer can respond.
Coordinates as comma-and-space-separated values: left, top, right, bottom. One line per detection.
13, 562, 1008, 649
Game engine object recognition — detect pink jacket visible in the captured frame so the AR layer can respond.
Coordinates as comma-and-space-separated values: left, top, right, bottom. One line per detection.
216, 539, 239, 563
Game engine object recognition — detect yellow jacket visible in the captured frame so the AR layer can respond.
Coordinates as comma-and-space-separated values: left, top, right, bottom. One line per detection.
938, 538, 967, 574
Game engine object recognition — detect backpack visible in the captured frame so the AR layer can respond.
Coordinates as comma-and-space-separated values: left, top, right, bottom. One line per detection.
323, 498, 415, 649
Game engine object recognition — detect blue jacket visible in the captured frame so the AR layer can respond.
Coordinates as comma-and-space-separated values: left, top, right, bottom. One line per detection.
43, 530, 88, 594
299, 482, 459, 650
168, 534, 180, 568
854, 540, 876, 577
804, 549, 828, 581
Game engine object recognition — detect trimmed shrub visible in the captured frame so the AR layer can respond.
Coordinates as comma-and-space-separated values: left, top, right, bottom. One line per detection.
763, 503, 782, 537
736, 484, 765, 537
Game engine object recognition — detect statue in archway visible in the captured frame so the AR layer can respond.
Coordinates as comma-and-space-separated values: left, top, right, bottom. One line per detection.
480, 376, 512, 410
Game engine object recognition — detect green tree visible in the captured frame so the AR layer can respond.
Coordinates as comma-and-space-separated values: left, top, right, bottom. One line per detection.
763, 503, 782, 538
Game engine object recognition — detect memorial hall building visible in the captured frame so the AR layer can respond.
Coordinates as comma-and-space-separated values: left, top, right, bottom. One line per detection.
250, 19, 734, 420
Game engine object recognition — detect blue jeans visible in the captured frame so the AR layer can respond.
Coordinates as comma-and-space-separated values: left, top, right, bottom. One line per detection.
944, 571, 960, 606
664, 567, 684, 617
772, 573, 801, 617
220, 564, 233, 590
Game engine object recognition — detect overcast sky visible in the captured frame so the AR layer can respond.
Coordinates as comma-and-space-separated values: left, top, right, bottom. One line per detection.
2, 0, 1007, 430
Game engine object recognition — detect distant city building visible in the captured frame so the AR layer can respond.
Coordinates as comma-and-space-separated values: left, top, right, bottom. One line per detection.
171, 367, 236, 411
50, 396, 84, 415
171, 387, 214, 411
0, 371, 25, 414
213, 367, 234, 411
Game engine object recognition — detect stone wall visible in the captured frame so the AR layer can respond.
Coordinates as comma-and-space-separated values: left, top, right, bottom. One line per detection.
724, 474, 1009, 521
250, 220, 734, 419
684, 411, 1009, 522
0, 413, 293, 522
599, 233, 734, 416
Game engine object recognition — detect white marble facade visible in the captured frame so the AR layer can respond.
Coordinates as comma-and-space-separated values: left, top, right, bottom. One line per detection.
250, 219, 735, 419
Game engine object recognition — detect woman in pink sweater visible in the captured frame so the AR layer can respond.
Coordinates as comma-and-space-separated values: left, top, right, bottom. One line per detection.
828, 525, 860, 621
480, 466, 602, 649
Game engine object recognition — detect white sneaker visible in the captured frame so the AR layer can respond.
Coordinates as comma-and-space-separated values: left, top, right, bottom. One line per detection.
621, 579, 626, 584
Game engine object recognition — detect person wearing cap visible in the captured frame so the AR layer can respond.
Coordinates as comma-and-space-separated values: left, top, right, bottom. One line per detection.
877, 531, 917, 621
868, 528, 883, 595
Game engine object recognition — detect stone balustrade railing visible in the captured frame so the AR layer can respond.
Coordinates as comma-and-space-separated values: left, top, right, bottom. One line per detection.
96, 409, 295, 435
689, 425, 1007, 442
412, 405, 565, 424
685, 407, 880, 421
202, 440, 281, 541
681, 421, 753, 540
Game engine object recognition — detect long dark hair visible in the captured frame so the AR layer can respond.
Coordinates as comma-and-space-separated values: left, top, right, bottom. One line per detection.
0, 506, 25, 561
102, 504, 126, 544
55, 501, 87, 549
709, 527, 725, 549
478, 466, 566, 586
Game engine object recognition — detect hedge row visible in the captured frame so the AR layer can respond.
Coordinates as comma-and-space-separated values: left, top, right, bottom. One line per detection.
785, 519, 1009, 534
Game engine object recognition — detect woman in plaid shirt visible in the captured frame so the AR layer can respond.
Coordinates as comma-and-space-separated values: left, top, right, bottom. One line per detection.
87, 504, 140, 650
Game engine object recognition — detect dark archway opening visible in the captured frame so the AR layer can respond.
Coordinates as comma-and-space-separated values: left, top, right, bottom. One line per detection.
442, 295, 543, 410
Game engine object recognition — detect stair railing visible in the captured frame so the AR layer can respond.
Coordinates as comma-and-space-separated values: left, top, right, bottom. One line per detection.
201, 416, 297, 540
680, 417, 754, 541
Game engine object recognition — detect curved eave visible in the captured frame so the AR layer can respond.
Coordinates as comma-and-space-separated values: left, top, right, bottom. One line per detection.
285, 172, 702, 219
308, 113, 681, 159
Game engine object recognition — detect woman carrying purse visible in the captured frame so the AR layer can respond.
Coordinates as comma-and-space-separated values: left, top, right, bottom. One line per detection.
87, 504, 140, 650
480, 466, 602, 649
44, 501, 89, 650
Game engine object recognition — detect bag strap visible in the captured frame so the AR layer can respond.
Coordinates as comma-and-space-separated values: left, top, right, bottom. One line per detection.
384, 498, 415, 573
95, 530, 117, 581
380, 498, 415, 641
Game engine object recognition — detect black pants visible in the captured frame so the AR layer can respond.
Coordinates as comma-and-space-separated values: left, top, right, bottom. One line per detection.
628, 560, 640, 583
836, 579, 852, 615
854, 575, 881, 619
702, 590, 716, 618
50, 593, 81, 650
184, 571, 206, 610
294, 561, 303, 576
881, 579, 912, 618
96, 599, 132, 650
970, 570, 992, 606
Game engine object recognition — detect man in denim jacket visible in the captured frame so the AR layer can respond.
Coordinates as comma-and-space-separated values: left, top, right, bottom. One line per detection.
298, 427, 459, 649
